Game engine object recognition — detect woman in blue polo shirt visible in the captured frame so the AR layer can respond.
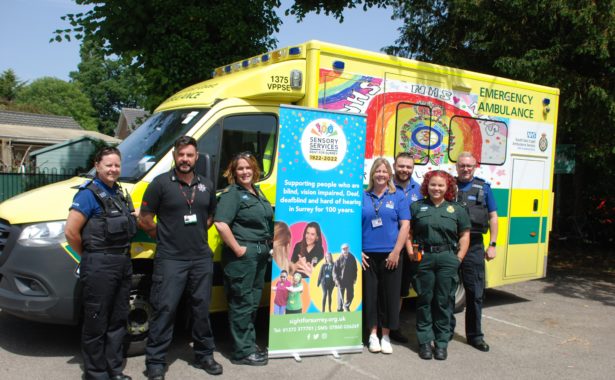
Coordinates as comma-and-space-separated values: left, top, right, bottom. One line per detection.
361, 157, 410, 354
65, 146, 136, 380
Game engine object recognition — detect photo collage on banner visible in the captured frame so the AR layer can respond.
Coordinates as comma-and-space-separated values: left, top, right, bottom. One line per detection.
269, 105, 366, 358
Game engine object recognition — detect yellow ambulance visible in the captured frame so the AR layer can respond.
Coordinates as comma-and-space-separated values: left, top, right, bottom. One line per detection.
0, 40, 558, 351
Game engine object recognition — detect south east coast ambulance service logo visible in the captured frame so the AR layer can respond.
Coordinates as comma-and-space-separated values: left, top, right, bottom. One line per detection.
301, 118, 347, 170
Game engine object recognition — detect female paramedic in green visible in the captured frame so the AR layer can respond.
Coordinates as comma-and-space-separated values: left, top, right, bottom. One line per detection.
214, 152, 273, 367
65, 146, 137, 380
410, 170, 470, 361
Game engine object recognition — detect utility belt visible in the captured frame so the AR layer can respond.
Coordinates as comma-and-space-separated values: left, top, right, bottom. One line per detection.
470, 233, 485, 244
85, 248, 130, 256
236, 238, 272, 254
419, 243, 456, 253
238, 238, 272, 246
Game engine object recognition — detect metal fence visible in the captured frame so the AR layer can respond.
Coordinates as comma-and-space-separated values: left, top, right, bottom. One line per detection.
0, 170, 76, 202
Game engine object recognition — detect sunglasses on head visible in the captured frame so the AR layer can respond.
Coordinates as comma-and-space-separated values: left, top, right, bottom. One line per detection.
234, 151, 253, 160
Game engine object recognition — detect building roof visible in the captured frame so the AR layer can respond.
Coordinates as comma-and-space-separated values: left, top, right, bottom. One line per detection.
0, 123, 120, 145
121, 108, 148, 128
30, 135, 121, 156
0, 110, 82, 130
115, 107, 148, 138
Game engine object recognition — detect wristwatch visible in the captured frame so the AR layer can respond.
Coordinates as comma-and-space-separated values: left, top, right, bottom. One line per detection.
489, 242, 497, 247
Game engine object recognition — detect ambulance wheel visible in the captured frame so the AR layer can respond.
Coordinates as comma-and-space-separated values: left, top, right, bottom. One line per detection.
453, 281, 466, 314
124, 273, 152, 356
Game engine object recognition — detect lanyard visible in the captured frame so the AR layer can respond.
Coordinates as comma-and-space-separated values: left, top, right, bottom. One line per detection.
179, 182, 197, 214
370, 190, 388, 217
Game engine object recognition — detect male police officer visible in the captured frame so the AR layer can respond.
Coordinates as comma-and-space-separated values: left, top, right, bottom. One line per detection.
454, 152, 498, 352
139, 136, 222, 379
389, 152, 422, 343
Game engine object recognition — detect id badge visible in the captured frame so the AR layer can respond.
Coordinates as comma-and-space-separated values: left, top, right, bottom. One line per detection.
371, 217, 383, 228
184, 214, 197, 225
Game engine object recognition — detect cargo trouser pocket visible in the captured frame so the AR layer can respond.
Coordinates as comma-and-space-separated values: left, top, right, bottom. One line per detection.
224, 263, 248, 298
84, 301, 101, 320
150, 274, 164, 309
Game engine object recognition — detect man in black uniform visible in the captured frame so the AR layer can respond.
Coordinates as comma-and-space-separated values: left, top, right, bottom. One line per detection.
390, 152, 422, 343
454, 152, 498, 352
139, 136, 222, 379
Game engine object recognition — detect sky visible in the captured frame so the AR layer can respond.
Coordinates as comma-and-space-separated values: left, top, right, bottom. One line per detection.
0, 0, 402, 83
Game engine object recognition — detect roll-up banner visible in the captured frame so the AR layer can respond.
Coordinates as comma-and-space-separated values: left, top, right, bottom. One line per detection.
269, 105, 366, 358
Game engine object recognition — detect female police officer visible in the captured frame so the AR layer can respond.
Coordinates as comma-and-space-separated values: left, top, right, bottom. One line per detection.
410, 170, 470, 361
65, 146, 137, 380
214, 152, 273, 366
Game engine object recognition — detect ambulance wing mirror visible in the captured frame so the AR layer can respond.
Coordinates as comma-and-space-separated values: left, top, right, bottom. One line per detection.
196, 153, 215, 185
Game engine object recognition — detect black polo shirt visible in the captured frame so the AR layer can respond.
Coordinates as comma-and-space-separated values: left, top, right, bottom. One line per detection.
141, 169, 216, 260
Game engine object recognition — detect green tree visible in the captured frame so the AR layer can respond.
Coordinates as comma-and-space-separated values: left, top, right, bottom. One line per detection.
287, 0, 392, 21
290, 0, 615, 214
57, 0, 282, 109
0, 69, 27, 105
382, 0, 614, 204
70, 38, 146, 135
15, 77, 98, 131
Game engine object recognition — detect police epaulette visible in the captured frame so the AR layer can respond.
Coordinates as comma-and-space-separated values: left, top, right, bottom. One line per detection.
79, 179, 94, 189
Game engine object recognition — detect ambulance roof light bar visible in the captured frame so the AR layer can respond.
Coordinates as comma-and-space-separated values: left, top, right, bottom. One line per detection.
211, 46, 302, 78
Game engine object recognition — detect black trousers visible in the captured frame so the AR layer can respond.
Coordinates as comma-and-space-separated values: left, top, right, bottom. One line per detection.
450, 236, 486, 343
321, 284, 334, 312
363, 252, 402, 331
80, 252, 132, 380
145, 257, 215, 369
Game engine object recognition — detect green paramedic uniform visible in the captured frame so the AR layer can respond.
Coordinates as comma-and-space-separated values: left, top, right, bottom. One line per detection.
214, 184, 273, 360
410, 198, 470, 349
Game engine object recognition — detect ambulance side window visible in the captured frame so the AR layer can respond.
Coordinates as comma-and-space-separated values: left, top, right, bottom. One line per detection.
448, 116, 508, 165
196, 123, 222, 186
394, 102, 441, 165
215, 114, 277, 190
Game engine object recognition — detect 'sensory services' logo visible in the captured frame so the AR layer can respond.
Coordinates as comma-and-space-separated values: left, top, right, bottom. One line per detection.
301, 118, 347, 171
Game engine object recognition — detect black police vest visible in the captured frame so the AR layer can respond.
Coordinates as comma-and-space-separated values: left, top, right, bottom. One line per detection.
456, 178, 489, 234
81, 181, 137, 253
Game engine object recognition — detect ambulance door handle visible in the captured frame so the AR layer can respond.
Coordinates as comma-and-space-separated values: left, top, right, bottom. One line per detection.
533, 199, 538, 212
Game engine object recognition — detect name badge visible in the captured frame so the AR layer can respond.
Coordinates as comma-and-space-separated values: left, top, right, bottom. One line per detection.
371, 217, 383, 228
184, 214, 197, 225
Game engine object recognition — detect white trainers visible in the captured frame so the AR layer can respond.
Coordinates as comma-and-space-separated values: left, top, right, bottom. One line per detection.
368, 334, 381, 353
381, 335, 393, 354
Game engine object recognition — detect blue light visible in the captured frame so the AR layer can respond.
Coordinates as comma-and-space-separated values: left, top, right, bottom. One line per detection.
262, 54, 269, 62
543, 98, 551, 106
224, 65, 231, 73
333, 60, 345, 70
242, 60, 249, 68
289, 47, 301, 55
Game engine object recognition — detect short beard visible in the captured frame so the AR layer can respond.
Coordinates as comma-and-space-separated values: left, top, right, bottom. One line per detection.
175, 162, 195, 174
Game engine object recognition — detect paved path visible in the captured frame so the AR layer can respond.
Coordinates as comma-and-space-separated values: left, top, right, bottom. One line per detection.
1, 268, 614, 379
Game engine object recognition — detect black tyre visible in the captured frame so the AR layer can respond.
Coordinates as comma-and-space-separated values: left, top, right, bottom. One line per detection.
453, 281, 466, 314
124, 273, 152, 357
